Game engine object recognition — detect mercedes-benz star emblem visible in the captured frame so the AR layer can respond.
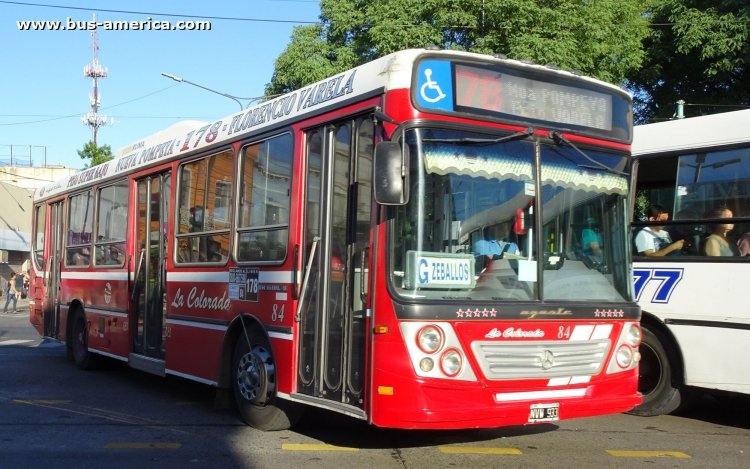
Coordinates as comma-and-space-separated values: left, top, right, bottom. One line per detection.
540, 350, 555, 370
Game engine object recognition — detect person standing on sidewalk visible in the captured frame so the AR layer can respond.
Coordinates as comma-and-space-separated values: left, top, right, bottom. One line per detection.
15, 270, 25, 300
3, 272, 19, 314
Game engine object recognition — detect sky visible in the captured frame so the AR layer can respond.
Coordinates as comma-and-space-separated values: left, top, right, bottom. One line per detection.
0, 1, 322, 171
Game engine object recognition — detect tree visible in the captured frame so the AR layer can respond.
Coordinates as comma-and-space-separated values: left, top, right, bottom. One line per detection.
77, 140, 113, 168
629, 1, 750, 123
266, 0, 650, 95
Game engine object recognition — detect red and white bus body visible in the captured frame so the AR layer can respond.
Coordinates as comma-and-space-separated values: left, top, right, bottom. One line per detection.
30, 48, 641, 431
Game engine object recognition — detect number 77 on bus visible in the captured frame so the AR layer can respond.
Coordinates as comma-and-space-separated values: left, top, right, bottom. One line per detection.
30, 48, 642, 431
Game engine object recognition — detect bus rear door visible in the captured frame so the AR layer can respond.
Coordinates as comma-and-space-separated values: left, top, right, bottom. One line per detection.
44, 201, 64, 337
131, 172, 171, 370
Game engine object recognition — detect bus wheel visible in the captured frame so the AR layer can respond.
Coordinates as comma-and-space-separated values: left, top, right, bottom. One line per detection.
232, 336, 302, 431
629, 326, 683, 416
69, 311, 94, 370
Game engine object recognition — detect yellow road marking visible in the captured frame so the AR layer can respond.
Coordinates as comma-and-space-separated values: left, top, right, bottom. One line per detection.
13, 399, 71, 405
608, 450, 690, 459
282, 443, 359, 452
439, 446, 522, 455
105, 442, 182, 449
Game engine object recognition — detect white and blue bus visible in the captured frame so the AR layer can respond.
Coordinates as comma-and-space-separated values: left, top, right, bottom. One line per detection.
630, 109, 750, 415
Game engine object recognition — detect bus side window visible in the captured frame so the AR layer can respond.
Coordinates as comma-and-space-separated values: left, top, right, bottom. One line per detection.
70, 247, 90, 266
738, 226, 750, 257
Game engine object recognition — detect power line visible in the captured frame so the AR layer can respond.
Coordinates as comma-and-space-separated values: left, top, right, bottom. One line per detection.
684, 103, 750, 108
0, 84, 188, 126
0, 1, 319, 24
3, 1, 747, 30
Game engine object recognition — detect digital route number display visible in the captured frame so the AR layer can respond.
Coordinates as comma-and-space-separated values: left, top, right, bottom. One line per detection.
414, 58, 630, 142
454, 64, 613, 131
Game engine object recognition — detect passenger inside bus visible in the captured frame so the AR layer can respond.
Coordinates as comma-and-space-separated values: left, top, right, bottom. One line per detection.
738, 231, 750, 256
703, 206, 740, 256
668, 208, 702, 256
581, 218, 603, 257
71, 247, 90, 266
634, 205, 685, 256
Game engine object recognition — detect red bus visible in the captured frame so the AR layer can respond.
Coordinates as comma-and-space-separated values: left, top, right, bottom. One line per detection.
30, 48, 641, 430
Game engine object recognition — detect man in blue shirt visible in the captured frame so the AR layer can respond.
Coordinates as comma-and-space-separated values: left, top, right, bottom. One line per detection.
473, 224, 519, 270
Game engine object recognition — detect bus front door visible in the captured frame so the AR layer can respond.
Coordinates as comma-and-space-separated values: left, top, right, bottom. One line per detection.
132, 172, 171, 362
44, 201, 64, 337
298, 118, 373, 411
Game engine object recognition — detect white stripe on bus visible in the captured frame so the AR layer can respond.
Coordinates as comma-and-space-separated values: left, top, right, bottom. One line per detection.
548, 376, 592, 386
166, 270, 293, 284
495, 388, 587, 402
166, 318, 228, 332
60, 271, 129, 281
166, 318, 292, 341
86, 308, 128, 318
58, 270, 294, 284
569, 325, 595, 341
166, 368, 217, 386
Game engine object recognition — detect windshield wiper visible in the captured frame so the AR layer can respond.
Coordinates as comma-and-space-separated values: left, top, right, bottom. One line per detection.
422, 127, 535, 146
549, 130, 627, 176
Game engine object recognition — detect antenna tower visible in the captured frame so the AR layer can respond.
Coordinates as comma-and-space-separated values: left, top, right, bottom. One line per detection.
81, 14, 110, 145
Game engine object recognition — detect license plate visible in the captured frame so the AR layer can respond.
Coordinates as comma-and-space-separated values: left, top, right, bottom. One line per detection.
528, 403, 559, 423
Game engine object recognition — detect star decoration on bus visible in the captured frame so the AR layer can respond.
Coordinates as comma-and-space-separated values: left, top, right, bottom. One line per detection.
594, 309, 625, 318
456, 308, 497, 318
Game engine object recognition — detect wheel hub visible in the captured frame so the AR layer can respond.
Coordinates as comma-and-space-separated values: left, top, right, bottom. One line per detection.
236, 345, 275, 405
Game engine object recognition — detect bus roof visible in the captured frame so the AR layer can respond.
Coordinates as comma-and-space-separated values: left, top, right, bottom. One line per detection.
632, 109, 750, 157
35, 48, 628, 202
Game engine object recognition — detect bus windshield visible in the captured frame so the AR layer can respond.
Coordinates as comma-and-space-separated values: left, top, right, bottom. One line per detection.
390, 127, 631, 302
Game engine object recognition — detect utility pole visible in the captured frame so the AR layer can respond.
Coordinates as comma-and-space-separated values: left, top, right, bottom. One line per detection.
675, 99, 685, 120
81, 14, 110, 145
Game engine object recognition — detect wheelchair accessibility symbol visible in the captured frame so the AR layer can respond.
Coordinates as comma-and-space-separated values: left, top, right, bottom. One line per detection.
420, 68, 446, 103
416, 60, 453, 111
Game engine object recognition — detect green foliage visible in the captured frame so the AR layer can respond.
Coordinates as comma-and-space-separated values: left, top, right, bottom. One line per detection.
634, 190, 650, 221
266, 0, 650, 93
77, 141, 113, 169
629, 0, 750, 122
266, 0, 749, 124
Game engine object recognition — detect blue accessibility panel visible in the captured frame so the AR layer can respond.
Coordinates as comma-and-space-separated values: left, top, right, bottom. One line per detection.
416, 60, 454, 112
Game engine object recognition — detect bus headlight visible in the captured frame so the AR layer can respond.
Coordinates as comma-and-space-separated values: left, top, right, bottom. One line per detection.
440, 349, 462, 377
624, 323, 642, 347
416, 325, 444, 354
419, 357, 434, 372
615, 344, 634, 368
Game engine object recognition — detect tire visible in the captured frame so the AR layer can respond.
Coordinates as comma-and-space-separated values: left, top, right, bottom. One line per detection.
68, 310, 95, 370
629, 326, 684, 416
232, 335, 302, 431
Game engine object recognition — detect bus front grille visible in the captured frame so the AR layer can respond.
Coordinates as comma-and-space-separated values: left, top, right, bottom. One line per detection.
471, 339, 610, 380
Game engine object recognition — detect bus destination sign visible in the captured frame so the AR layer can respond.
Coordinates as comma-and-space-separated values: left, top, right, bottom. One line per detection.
415, 59, 618, 135
455, 64, 613, 131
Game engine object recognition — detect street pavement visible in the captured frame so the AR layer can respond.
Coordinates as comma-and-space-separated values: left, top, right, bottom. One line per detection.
1, 294, 29, 315
0, 296, 48, 347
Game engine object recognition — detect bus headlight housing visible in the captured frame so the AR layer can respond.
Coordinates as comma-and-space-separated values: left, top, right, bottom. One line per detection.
416, 325, 444, 354
440, 349, 462, 377
624, 323, 642, 348
606, 321, 642, 374
419, 357, 434, 372
615, 344, 634, 368
400, 322, 477, 381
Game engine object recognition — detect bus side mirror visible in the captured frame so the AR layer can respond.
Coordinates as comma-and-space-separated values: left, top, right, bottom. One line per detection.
373, 141, 410, 205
